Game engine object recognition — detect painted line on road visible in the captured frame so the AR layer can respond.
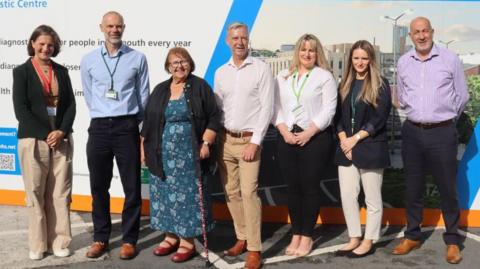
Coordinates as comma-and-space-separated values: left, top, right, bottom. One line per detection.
264, 187, 276, 206
199, 250, 234, 269
223, 226, 445, 268
0, 216, 151, 236
320, 178, 339, 203
459, 229, 480, 242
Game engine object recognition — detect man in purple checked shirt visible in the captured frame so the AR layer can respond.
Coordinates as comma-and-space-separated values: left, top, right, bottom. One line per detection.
391, 17, 469, 264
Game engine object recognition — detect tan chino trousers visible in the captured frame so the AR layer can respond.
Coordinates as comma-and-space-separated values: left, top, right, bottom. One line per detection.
18, 136, 73, 253
218, 132, 262, 251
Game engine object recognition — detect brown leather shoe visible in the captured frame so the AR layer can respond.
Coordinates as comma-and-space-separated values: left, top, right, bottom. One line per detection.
446, 245, 462, 264
244, 251, 262, 269
86, 242, 108, 258
392, 238, 421, 255
224, 240, 247, 256
119, 243, 136, 260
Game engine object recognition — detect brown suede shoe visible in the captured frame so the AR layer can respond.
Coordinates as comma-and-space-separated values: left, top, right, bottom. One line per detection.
392, 238, 421, 255
119, 243, 136, 260
244, 251, 262, 269
446, 245, 462, 264
224, 240, 247, 257
86, 242, 108, 258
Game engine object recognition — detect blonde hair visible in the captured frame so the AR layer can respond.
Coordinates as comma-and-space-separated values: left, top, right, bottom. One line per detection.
339, 40, 383, 108
288, 34, 331, 77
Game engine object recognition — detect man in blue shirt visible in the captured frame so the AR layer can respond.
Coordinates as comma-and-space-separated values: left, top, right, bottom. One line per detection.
80, 11, 149, 260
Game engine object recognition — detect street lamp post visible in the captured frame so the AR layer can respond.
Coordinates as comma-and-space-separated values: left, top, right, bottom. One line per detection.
381, 8, 413, 153
439, 39, 455, 49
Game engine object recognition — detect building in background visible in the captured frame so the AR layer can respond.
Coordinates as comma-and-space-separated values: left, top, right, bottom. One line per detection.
394, 25, 412, 55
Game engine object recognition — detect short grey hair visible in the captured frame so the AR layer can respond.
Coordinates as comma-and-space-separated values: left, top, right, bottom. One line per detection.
227, 22, 248, 33
102, 11, 124, 24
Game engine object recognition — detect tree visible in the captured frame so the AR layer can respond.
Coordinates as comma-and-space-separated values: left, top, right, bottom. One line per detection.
458, 75, 480, 144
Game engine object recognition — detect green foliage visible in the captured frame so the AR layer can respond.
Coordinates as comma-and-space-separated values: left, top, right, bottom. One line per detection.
465, 75, 480, 126
382, 168, 440, 208
457, 75, 480, 144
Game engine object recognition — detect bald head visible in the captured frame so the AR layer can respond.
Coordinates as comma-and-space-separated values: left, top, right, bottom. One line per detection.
408, 16, 435, 58
100, 11, 125, 49
102, 11, 124, 25
409, 16, 432, 33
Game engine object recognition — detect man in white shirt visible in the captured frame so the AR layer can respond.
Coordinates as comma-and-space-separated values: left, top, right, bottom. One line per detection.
214, 22, 274, 269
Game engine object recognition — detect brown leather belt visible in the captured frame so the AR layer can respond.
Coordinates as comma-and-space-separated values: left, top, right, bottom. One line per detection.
408, 119, 454, 129
224, 128, 253, 138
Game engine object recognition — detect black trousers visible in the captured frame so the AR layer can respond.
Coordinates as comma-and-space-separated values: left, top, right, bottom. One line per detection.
277, 128, 333, 236
402, 120, 460, 245
87, 115, 141, 244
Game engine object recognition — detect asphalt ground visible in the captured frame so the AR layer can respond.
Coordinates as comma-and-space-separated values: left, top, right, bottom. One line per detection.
1, 205, 479, 269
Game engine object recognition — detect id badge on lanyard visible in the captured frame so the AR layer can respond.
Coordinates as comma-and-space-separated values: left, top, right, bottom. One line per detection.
47, 106, 57, 116
102, 49, 121, 101
106, 89, 118, 100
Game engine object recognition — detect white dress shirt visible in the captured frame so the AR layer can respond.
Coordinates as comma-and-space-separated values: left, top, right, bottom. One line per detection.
273, 67, 337, 131
214, 56, 274, 145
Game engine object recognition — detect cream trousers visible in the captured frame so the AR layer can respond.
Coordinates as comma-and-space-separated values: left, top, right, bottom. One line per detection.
18, 137, 73, 253
338, 164, 383, 240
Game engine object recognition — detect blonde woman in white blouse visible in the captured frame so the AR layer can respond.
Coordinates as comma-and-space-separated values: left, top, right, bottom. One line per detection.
272, 34, 337, 257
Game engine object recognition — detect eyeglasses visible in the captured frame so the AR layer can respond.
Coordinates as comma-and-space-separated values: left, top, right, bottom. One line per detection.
170, 60, 190, 68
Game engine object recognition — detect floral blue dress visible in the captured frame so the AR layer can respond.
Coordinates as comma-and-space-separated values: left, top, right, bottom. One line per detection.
149, 94, 214, 237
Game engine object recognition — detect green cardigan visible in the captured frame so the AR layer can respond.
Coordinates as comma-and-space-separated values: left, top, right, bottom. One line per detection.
13, 59, 76, 139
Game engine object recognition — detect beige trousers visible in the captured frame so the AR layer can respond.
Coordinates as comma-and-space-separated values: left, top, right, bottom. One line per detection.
217, 133, 262, 251
338, 164, 383, 240
18, 136, 73, 253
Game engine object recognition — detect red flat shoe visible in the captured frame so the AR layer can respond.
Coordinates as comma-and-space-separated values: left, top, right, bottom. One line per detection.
171, 246, 197, 263
153, 240, 180, 256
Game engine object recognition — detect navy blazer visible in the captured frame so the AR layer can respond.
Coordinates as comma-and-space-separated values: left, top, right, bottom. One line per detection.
13, 59, 76, 139
334, 77, 392, 169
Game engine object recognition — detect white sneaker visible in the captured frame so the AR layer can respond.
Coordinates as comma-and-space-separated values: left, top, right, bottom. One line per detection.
29, 251, 44, 260
53, 248, 71, 257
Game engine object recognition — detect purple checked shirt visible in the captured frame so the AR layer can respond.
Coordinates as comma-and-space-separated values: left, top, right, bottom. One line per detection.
396, 44, 469, 123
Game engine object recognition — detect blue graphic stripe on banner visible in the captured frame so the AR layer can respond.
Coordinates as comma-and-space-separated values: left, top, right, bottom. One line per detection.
203, 0, 263, 87
458, 122, 480, 209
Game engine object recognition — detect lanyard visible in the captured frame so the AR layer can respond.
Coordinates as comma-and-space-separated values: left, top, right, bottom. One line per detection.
101, 49, 122, 90
31, 58, 53, 96
350, 90, 357, 133
291, 69, 312, 103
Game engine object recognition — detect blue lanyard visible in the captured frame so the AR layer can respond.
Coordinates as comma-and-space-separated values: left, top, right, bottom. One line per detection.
101, 50, 122, 90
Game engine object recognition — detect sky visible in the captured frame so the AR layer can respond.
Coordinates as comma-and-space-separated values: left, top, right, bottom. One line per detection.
250, 0, 480, 54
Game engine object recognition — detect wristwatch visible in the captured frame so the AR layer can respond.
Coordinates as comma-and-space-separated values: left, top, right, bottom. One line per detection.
202, 141, 210, 147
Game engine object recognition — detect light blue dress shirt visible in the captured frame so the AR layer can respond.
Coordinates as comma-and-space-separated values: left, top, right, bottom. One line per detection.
81, 44, 150, 120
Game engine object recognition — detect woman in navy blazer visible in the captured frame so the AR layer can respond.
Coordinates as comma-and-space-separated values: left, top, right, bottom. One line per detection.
13, 25, 76, 260
334, 40, 391, 258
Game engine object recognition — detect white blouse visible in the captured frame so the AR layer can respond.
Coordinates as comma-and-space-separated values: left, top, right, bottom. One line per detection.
273, 66, 337, 131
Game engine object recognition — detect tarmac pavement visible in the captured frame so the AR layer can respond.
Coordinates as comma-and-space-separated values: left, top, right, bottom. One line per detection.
1, 205, 479, 269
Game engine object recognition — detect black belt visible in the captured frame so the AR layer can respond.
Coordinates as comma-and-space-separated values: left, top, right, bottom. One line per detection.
408, 119, 453, 129
92, 115, 137, 121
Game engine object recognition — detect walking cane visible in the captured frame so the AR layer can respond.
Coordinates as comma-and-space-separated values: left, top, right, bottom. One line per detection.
197, 172, 212, 267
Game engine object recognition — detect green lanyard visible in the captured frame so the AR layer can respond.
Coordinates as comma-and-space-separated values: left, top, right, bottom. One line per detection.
351, 86, 360, 133
101, 49, 122, 91
291, 69, 312, 103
